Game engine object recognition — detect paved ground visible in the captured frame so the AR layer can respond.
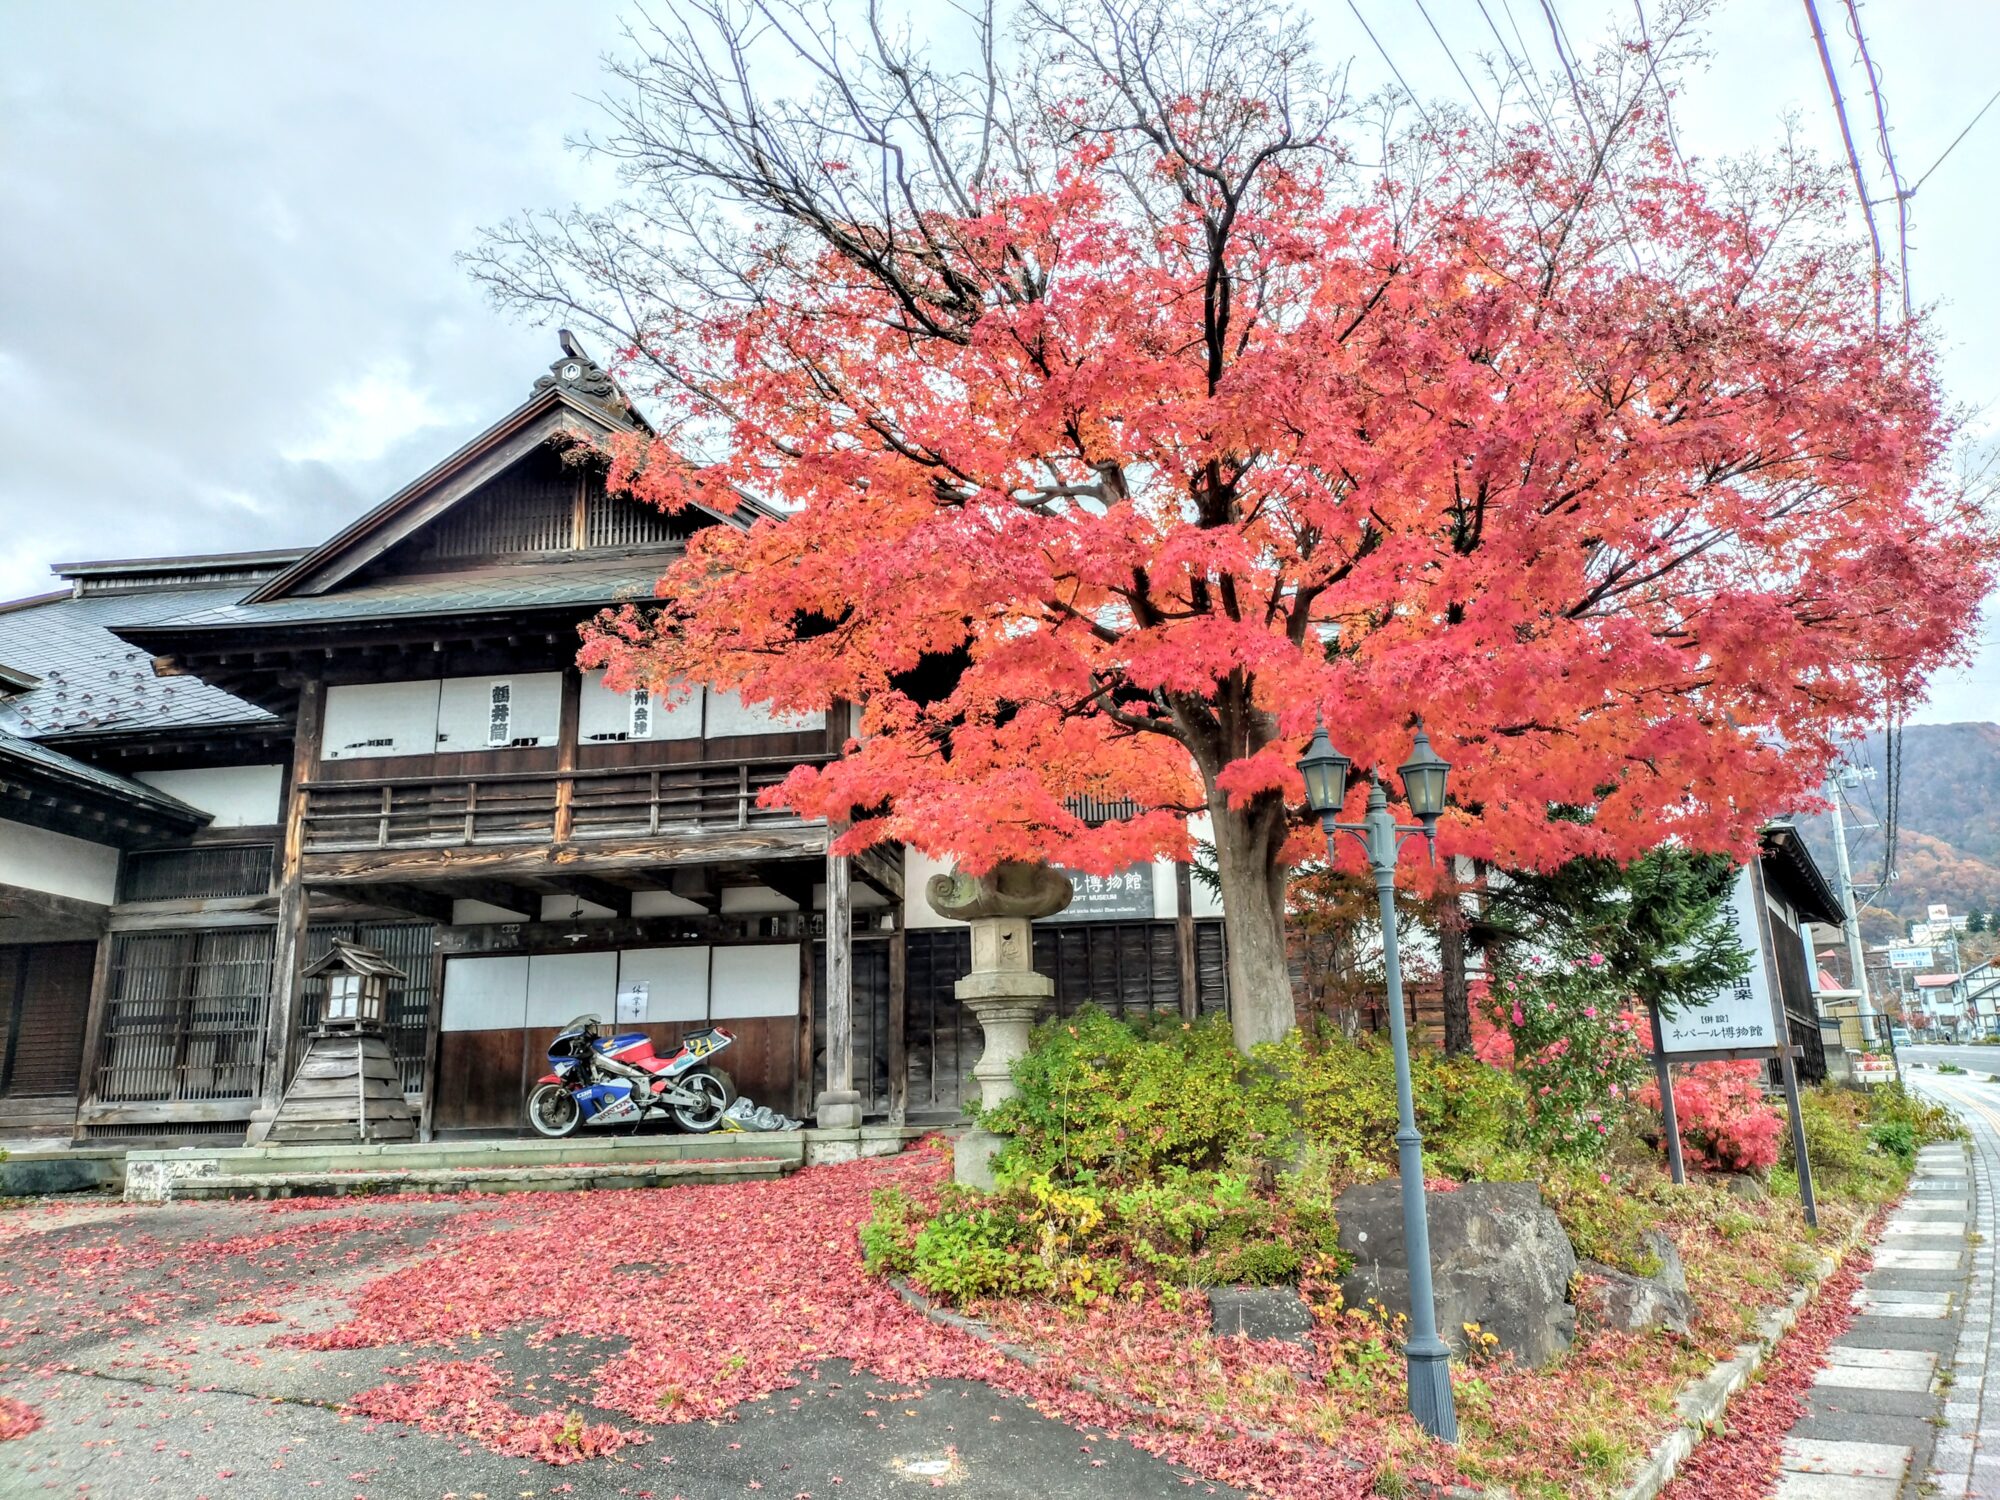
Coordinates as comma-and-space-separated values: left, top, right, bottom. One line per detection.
0, 1194, 1236, 1500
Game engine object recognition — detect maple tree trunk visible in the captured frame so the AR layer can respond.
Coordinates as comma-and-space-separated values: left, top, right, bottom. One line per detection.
1439, 877, 1473, 1057
1208, 793, 1296, 1051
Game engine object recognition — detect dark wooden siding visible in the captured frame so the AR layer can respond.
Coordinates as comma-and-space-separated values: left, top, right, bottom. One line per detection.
119, 844, 275, 903
0, 943, 94, 1099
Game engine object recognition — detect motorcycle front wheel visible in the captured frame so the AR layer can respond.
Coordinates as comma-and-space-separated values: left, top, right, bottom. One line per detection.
527, 1083, 581, 1138
671, 1067, 731, 1133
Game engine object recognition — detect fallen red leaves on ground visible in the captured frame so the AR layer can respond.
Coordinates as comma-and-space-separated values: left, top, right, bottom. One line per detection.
0, 1394, 42, 1441
1658, 1238, 1874, 1500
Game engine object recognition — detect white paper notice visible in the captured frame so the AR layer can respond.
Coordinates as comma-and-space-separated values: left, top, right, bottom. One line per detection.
616, 981, 649, 1023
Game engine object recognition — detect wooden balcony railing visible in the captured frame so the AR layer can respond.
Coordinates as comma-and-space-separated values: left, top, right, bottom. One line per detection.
299, 756, 828, 853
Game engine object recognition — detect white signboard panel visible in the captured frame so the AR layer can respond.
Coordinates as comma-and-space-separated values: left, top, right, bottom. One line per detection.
441, 956, 528, 1032
1659, 866, 1780, 1054
525, 950, 619, 1028
1888, 946, 1935, 969
709, 943, 801, 1018
617, 946, 711, 1022
1910, 923, 1933, 945
1928, 903, 1952, 927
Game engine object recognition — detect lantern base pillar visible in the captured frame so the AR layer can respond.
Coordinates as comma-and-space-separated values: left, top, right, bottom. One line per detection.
266, 1031, 417, 1145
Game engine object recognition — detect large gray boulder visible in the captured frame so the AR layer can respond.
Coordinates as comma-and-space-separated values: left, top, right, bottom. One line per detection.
1336, 1180, 1577, 1368
1575, 1229, 1696, 1336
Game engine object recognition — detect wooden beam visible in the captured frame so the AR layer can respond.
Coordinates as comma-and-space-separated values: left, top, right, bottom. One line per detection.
71, 933, 117, 1124
251, 675, 323, 1143
300, 825, 827, 885
756, 861, 818, 912
0, 883, 108, 942
535, 873, 632, 917
340, 884, 455, 925
853, 843, 904, 902
429, 878, 538, 916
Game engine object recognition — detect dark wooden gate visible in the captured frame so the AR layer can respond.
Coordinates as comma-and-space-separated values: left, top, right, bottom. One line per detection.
0, 942, 94, 1103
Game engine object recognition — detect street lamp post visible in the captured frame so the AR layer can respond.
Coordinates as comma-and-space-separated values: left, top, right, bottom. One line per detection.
1298, 716, 1458, 1443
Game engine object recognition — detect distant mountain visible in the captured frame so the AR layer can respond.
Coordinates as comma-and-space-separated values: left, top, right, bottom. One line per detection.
1796, 721, 2000, 933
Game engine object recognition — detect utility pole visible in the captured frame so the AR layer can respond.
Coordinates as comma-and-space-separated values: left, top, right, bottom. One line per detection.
1827, 774, 1881, 1047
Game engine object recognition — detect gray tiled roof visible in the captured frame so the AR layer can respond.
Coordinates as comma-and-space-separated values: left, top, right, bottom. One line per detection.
0, 725, 210, 824
0, 584, 276, 738
141, 555, 674, 631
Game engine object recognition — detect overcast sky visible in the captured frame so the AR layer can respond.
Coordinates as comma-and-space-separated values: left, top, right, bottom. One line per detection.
2, 0, 1994, 723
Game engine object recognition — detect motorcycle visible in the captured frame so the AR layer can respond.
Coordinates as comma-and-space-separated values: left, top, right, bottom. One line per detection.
527, 1014, 735, 1138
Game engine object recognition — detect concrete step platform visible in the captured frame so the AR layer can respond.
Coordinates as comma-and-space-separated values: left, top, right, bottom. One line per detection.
167, 1153, 797, 1200
123, 1123, 927, 1201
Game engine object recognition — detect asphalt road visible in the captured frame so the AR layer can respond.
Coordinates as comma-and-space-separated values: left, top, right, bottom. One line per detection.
1896, 1042, 2000, 1080
0, 1194, 1239, 1500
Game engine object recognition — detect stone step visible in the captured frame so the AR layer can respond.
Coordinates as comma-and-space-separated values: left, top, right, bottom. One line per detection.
167, 1154, 797, 1200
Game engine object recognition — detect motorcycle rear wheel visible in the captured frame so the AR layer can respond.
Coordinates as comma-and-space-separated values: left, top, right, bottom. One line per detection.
672, 1067, 731, 1133
528, 1083, 581, 1138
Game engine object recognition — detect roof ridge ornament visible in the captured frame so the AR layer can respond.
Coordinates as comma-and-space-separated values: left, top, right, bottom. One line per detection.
534, 328, 623, 405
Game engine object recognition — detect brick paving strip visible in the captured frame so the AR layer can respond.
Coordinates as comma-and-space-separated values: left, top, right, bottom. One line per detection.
1908, 1074, 2000, 1500
1763, 1140, 1971, 1499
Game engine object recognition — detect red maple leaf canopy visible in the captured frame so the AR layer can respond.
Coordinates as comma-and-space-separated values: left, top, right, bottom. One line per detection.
519, 4, 1996, 1045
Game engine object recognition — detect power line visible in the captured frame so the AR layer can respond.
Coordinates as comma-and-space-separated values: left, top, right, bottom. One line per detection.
1840, 0, 1912, 321
1412, 0, 1497, 130
1630, 0, 1688, 175
1909, 84, 2000, 195
1346, 0, 1438, 133
1801, 0, 1888, 331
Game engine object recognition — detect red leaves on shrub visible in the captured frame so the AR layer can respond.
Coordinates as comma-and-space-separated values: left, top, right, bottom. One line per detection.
1639, 1061, 1786, 1175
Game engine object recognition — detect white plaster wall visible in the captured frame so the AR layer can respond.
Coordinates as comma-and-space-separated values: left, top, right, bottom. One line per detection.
630, 888, 709, 918
0, 818, 118, 905
538, 893, 618, 922
706, 689, 824, 737
720, 885, 797, 915
136, 765, 283, 827
579, 669, 702, 743
436, 672, 561, 750
710, 943, 801, 1018
450, 897, 533, 925
323, 680, 441, 760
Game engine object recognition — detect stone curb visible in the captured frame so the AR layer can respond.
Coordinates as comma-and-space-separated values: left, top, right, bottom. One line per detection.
1609, 1200, 1884, 1500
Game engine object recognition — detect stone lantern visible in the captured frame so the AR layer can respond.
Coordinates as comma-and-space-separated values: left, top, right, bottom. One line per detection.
267, 939, 419, 1144
925, 861, 1072, 1188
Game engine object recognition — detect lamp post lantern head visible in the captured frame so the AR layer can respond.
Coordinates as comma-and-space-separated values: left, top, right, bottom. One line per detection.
1398, 721, 1450, 824
1297, 716, 1353, 818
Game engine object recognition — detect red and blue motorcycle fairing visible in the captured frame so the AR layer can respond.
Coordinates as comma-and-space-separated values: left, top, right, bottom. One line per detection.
528, 1015, 734, 1136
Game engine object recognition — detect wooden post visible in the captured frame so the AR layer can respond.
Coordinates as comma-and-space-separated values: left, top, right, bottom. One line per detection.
815, 850, 861, 1128
417, 941, 446, 1142
1647, 1004, 1686, 1185
248, 676, 323, 1144
552, 668, 581, 846
1175, 861, 1198, 1021
887, 922, 908, 1126
70, 932, 117, 1138
1751, 854, 1818, 1227
795, 926, 816, 1120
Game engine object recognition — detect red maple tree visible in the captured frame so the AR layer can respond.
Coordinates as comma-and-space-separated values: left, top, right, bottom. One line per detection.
476, 2, 1997, 1047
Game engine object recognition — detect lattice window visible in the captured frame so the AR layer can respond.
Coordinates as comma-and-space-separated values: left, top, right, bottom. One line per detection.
119, 844, 275, 903
299, 921, 437, 1096
95, 928, 274, 1103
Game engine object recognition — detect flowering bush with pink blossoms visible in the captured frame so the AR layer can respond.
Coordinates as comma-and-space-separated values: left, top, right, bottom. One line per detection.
1477, 953, 1649, 1162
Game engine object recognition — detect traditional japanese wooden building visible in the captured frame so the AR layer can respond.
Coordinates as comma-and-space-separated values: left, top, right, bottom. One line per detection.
0, 341, 1227, 1144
